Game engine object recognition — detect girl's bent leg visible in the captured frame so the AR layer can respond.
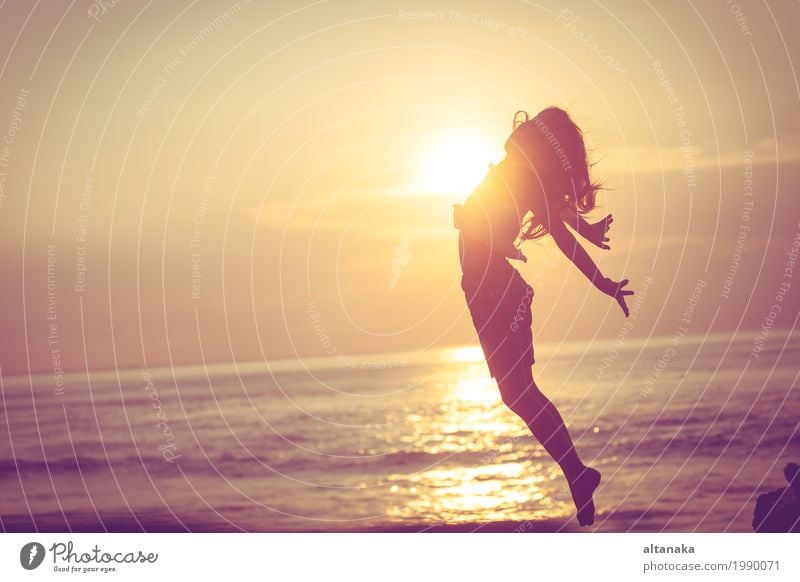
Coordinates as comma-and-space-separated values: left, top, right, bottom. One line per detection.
496, 364, 601, 525
496, 365, 584, 478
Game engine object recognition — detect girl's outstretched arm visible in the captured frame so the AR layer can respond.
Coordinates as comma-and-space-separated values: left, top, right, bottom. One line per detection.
532, 196, 633, 317
548, 217, 603, 286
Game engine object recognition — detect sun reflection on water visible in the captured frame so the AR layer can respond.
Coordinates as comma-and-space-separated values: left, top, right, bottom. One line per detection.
446, 345, 486, 364
452, 376, 499, 404
386, 461, 571, 524
399, 374, 523, 455
384, 368, 573, 524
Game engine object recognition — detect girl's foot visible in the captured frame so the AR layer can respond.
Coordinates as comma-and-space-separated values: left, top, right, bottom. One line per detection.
567, 466, 601, 526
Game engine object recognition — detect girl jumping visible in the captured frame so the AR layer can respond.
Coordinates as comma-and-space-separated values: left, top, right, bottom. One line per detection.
453, 107, 633, 526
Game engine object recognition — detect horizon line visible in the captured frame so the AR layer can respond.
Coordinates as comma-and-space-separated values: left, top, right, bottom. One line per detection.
2, 326, 793, 387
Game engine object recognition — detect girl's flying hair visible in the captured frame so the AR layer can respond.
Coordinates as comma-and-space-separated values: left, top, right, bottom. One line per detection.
506, 107, 600, 241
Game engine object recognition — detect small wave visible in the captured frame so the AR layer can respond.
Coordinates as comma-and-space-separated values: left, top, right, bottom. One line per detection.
0, 455, 179, 475
610, 430, 798, 456
0, 446, 530, 480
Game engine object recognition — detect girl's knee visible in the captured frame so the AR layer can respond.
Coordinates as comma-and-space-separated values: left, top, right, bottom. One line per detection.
500, 384, 544, 415
499, 387, 522, 411
498, 381, 544, 414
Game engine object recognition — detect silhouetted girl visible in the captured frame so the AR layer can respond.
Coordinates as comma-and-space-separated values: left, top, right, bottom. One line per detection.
453, 107, 633, 526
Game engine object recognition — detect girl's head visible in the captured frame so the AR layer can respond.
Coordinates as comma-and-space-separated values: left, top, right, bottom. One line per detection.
505, 107, 600, 239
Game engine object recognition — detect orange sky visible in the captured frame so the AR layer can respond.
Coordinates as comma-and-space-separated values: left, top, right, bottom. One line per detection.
0, 0, 798, 375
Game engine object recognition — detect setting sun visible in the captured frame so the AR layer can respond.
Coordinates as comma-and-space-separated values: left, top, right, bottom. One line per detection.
418, 132, 498, 196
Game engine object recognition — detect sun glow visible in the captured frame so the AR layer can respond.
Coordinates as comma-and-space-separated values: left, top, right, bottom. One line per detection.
418, 132, 497, 196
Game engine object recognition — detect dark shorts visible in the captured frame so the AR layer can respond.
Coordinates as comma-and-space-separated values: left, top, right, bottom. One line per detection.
458, 235, 535, 380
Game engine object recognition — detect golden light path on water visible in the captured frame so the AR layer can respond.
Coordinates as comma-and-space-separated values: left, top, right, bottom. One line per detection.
385, 354, 574, 524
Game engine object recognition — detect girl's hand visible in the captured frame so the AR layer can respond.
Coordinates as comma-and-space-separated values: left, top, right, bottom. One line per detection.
584, 214, 613, 250
598, 277, 634, 317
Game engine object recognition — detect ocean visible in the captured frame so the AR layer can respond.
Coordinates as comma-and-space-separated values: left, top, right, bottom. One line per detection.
1, 329, 797, 532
